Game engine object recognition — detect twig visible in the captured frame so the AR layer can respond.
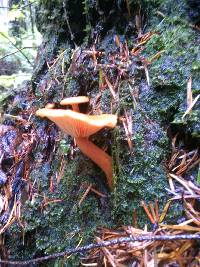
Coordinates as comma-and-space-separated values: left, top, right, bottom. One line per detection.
62, 0, 76, 45
0, 32, 33, 67
0, 234, 200, 265
0, 47, 33, 61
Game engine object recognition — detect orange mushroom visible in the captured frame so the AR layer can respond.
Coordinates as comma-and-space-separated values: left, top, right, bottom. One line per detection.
36, 109, 117, 138
36, 108, 117, 188
45, 103, 55, 109
60, 96, 89, 112
75, 137, 113, 188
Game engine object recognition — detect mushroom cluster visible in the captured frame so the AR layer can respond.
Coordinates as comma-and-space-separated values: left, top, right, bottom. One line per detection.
36, 97, 117, 189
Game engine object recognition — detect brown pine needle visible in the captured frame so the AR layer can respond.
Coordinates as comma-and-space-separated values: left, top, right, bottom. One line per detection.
144, 65, 150, 86
81, 263, 98, 266
182, 94, 200, 119
141, 201, 155, 224
159, 200, 172, 223
114, 35, 121, 48
187, 76, 193, 107
160, 224, 200, 232
132, 209, 138, 227
154, 199, 159, 221
176, 150, 198, 175
78, 184, 93, 207
42, 199, 63, 208
168, 175, 175, 192
169, 173, 194, 195
149, 202, 157, 222
0, 201, 16, 234
89, 187, 107, 198
96, 237, 118, 267
82, 183, 107, 198
122, 109, 133, 153
104, 74, 116, 99
92, 45, 97, 66
150, 50, 165, 62
56, 155, 65, 184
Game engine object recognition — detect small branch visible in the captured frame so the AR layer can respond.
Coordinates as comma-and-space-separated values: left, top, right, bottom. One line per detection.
0, 47, 33, 61
0, 32, 34, 67
62, 0, 76, 46
0, 234, 200, 265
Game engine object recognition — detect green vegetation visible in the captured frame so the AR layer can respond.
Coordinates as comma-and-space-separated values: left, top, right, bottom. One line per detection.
0, 0, 41, 93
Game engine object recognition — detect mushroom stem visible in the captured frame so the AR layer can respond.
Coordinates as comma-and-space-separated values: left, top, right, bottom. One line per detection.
71, 104, 80, 112
75, 137, 113, 189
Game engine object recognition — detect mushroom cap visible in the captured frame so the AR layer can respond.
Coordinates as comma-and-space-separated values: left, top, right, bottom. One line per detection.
60, 96, 89, 106
36, 108, 117, 137
45, 103, 55, 109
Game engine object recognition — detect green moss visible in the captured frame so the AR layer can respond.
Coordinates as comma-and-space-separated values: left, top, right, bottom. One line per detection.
141, 0, 200, 140
143, 23, 198, 87
6, 154, 113, 263
111, 105, 169, 226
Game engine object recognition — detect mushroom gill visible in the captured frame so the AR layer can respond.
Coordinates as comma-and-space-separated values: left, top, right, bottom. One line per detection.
60, 96, 89, 112
36, 109, 117, 138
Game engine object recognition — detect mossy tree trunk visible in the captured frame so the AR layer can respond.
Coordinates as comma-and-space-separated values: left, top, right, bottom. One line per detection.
1, 0, 199, 264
